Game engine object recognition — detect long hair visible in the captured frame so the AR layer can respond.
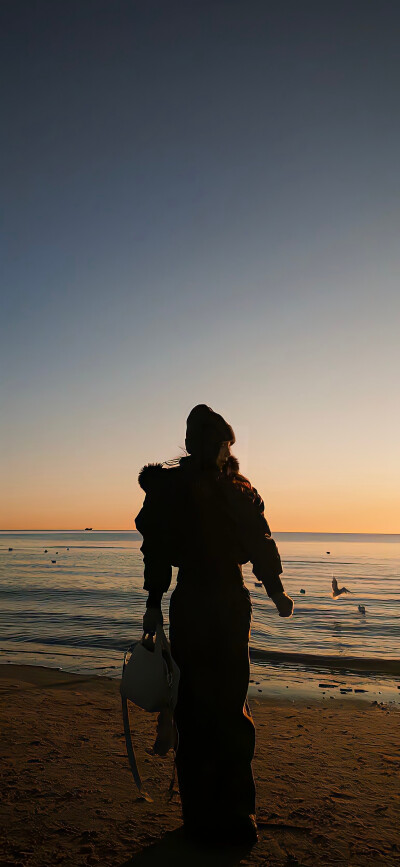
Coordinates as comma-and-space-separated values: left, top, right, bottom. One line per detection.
164, 444, 238, 476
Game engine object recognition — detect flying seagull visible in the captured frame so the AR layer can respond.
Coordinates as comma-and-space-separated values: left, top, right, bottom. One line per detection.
331, 576, 352, 598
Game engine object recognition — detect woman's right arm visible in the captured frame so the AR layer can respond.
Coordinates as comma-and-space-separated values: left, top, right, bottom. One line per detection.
135, 491, 172, 632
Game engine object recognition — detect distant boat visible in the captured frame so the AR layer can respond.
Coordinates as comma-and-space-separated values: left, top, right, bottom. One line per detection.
300, 588, 306, 594
84, 527, 93, 531
358, 604, 366, 615
44, 549, 48, 553
254, 581, 263, 588
326, 551, 330, 554
8, 547, 13, 551
52, 560, 56, 564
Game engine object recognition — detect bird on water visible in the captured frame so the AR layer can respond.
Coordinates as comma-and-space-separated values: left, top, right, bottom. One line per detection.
331, 576, 352, 598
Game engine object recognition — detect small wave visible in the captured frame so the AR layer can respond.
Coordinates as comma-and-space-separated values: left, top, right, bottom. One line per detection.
249, 647, 400, 675
4, 634, 135, 651
0, 587, 140, 599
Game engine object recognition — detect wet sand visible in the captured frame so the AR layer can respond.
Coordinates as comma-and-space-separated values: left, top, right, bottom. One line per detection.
1, 664, 399, 866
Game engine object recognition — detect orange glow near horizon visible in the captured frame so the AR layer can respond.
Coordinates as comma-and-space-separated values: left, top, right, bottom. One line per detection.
2, 487, 399, 534
2, 396, 399, 534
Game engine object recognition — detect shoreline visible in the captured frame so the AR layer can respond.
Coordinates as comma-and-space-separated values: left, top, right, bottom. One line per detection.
1, 660, 394, 700
1, 663, 399, 866
2, 647, 400, 707
3, 639, 400, 674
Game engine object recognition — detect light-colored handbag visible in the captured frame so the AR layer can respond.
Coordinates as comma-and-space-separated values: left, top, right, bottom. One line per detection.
120, 625, 180, 801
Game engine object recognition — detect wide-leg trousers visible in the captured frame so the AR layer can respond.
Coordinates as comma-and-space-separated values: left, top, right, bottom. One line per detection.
169, 570, 256, 828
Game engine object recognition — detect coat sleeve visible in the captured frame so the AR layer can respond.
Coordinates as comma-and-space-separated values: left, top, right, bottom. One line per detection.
223, 479, 284, 598
135, 491, 172, 604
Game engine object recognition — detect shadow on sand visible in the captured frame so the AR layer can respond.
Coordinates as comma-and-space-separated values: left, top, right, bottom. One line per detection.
119, 826, 253, 866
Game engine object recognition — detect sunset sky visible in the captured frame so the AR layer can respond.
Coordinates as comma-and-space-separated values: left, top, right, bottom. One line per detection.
2, 1, 400, 532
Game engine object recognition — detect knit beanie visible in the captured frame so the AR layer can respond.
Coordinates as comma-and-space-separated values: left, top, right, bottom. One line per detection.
185, 404, 235, 456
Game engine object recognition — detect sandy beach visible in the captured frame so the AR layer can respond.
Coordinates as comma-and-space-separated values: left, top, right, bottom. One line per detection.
1, 664, 399, 866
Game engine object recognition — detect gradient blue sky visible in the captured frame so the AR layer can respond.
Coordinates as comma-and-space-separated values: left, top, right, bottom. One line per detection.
1, 0, 400, 530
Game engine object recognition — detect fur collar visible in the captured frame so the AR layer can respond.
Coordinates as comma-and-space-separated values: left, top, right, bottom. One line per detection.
138, 463, 164, 492
138, 454, 241, 491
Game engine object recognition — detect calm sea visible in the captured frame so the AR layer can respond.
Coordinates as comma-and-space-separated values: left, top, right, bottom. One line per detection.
1, 531, 399, 699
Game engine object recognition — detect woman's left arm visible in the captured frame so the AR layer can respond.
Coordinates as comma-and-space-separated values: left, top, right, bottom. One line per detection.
223, 479, 293, 615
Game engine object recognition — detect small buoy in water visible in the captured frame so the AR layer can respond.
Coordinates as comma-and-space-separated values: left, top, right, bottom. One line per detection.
254, 581, 263, 587
8, 547, 13, 551
44, 549, 48, 553
67, 547, 69, 550
326, 551, 330, 554
56, 551, 58, 554
52, 560, 56, 564
300, 588, 306, 594
358, 604, 366, 615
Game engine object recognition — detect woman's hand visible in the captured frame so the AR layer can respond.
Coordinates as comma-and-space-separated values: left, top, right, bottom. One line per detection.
271, 591, 294, 617
143, 606, 163, 635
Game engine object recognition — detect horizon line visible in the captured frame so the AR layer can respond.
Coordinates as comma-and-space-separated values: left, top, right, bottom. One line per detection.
1, 528, 400, 536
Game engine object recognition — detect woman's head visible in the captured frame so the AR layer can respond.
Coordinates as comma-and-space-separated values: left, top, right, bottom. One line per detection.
185, 404, 235, 469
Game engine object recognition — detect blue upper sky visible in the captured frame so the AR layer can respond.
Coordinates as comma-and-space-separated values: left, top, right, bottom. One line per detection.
1, 0, 400, 530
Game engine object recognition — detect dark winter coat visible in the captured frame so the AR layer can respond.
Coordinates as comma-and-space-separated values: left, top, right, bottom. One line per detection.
135, 455, 283, 602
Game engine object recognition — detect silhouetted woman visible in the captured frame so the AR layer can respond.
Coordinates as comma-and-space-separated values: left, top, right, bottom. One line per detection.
135, 404, 293, 845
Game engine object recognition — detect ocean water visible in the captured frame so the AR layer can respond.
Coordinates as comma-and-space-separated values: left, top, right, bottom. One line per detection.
1, 531, 399, 700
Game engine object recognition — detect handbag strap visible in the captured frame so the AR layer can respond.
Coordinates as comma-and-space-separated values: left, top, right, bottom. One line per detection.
121, 652, 153, 803
120, 631, 178, 803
